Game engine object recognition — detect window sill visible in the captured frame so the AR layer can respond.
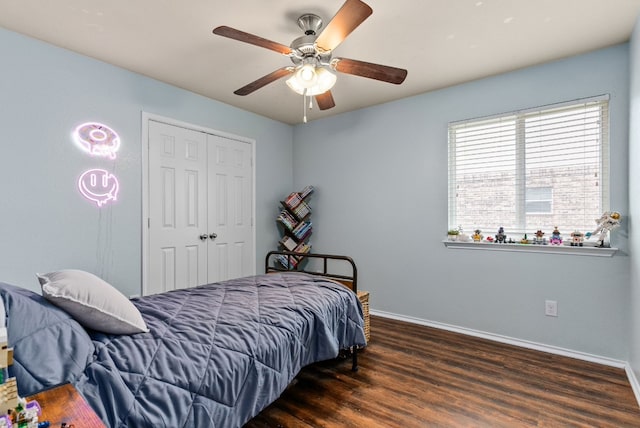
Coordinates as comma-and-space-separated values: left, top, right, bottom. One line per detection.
442, 240, 618, 257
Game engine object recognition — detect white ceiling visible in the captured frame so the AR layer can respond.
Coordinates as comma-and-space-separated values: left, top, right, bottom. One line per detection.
1, 0, 639, 125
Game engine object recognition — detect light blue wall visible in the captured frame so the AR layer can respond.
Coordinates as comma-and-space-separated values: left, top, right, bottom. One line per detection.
0, 28, 293, 297
0, 25, 634, 361
293, 44, 631, 359
629, 18, 640, 379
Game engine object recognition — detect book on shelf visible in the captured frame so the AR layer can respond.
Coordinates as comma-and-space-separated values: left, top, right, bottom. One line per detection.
284, 192, 302, 209
275, 254, 300, 269
283, 186, 314, 210
291, 221, 311, 240
280, 236, 297, 251
297, 227, 312, 242
292, 201, 310, 219
274, 246, 311, 269
293, 242, 311, 254
299, 185, 314, 199
277, 211, 298, 231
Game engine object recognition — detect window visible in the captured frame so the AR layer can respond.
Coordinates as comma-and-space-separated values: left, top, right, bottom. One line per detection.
525, 187, 552, 214
448, 96, 609, 237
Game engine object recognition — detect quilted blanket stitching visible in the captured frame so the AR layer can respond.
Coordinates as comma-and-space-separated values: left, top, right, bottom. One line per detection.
183, 278, 228, 427
12, 319, 92, 376
118, 288, 197, 428
84, 273, 365, 427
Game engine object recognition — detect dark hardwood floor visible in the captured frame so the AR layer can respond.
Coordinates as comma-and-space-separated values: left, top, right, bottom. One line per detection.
246, 315, 640, 427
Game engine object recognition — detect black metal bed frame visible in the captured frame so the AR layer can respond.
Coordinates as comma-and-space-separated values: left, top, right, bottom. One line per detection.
264, 250, 360, 371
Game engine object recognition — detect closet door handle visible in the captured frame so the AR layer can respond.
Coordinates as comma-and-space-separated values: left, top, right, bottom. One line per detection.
199, 234, 209, 241
209, 233, 218, 240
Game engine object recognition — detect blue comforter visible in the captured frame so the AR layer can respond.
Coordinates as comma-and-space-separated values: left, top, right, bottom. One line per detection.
73, 272, 366, 427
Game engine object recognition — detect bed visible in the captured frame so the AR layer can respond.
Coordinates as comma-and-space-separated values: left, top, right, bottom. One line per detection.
2, 252, 366, 427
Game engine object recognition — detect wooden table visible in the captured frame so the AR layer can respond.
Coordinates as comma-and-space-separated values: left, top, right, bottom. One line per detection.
27, 383, 105, 427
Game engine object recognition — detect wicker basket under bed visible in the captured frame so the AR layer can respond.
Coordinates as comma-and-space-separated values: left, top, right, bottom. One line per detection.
357, 291, 370, 342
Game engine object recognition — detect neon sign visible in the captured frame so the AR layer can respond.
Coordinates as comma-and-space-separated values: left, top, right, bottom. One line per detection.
73, 122, 120, 159
73, 121, 122, 207
78, 168, 120, 207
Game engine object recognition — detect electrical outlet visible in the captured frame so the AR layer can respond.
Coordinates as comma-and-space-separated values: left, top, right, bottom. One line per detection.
545, 300, 558, 317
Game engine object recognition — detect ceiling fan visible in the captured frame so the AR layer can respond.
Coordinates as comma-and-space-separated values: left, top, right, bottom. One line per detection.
212, 0, 407, 121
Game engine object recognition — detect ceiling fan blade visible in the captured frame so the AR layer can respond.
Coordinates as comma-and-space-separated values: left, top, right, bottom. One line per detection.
332, 58, 407, 84
315, 91, 336, 110
314, 0, 373, 54
234, 67, 294, 96
213, 26, 293, 55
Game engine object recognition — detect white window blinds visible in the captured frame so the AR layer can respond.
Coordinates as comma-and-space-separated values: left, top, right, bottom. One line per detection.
448, 96, 609, 237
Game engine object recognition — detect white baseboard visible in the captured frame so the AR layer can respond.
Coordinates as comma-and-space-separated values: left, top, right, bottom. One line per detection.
626, 364, 640, 407
370, 309, 627, 368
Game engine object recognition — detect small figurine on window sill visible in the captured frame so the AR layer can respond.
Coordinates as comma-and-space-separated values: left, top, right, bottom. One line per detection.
549, 227, 563, 245
495, 227, 507, 243
520, 234, 530, 244
457, 226, 471, 242
471, 229, 483, 242
586, 211, 621, 248
570, 230, 584, 246
532, 230, 547, 245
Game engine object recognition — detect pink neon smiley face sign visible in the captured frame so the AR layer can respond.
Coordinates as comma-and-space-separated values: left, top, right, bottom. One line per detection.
73, 122, 121, 159
78, 169, 119, 207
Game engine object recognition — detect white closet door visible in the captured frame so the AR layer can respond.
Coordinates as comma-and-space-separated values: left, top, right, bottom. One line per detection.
207, 134, 254, 283
146, 120, 255, 295
148, 121, 208, 294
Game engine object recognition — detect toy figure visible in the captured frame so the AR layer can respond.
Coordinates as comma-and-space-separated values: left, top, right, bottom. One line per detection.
0, 338, 18, 420
586, 211, 621, 248
532, 230, 546, 245
570, 230, 584, 247
520, 234, 530, 244
0, 329, 41, 428
457, 227, 470, 242
471, 229, 483, 242
549, 227, 562, 245
495, 227, 507, 243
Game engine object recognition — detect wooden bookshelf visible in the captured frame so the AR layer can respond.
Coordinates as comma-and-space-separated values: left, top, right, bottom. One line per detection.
276, 186, 314, 269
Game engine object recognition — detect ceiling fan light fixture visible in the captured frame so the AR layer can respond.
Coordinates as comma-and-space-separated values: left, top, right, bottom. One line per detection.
285, 75, 306, 95
314, 67, 337, 94
286, 66, 336, 96
295, 64, 318, 88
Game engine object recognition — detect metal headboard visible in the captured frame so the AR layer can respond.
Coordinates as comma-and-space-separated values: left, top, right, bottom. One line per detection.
265, 251, 358, 293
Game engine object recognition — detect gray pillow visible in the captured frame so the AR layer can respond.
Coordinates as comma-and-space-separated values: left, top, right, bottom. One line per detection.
37, 270, 148, 335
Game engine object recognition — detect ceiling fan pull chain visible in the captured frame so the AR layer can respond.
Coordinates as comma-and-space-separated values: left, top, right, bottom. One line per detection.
303, 91, 308, 123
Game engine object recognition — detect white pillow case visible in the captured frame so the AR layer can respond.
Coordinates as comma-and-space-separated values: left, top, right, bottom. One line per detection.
37, 270, 149, 335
